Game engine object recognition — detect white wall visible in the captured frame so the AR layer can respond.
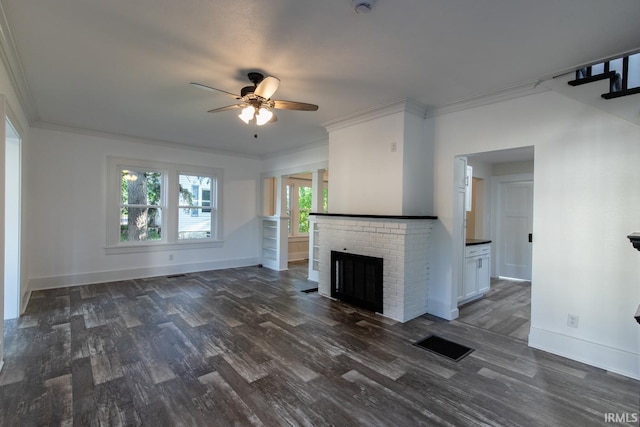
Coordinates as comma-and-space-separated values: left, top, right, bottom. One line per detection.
26, 127, 262, 289
261, 140, 328, 174
402, 113, 434, 215
493, 160, 534, 176
329, 113, 405, 215
432, 90, 640, 379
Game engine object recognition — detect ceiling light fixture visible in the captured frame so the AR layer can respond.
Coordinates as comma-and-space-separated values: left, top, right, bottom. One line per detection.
238, 105, 256, 124
238, 104, 274, 126
255, 107, 273, 126
353, 0, 376, 14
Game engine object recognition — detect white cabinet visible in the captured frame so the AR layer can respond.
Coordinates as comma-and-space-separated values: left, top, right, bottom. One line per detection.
459, 243, 491, 304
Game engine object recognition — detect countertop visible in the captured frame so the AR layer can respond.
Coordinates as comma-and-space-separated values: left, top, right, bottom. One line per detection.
466, 239, 492, 246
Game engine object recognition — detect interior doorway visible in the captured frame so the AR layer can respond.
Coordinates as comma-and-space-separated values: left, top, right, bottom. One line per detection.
453, 146, 535, 315
496, 178, 533, 280
4, 117, 21, 320
259, 164, 328, 277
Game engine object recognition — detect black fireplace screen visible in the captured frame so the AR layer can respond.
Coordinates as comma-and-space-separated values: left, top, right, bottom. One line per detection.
331, 251, 383, 313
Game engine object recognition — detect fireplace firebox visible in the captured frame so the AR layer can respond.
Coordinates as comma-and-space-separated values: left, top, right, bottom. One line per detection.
331, 251, 383, 313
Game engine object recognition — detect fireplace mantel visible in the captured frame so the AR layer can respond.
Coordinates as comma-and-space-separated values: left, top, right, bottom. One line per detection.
312, 214, 437, 322
311, 213, 438, 220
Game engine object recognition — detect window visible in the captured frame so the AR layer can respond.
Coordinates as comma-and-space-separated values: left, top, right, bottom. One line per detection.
298, 185, 312, 233
107, 158, 223, 253
120, 169, 164, 242
178, 174, 214, 239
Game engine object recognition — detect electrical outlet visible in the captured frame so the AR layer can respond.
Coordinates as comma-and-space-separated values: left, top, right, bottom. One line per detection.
390, 141, 397, 152
169, 254, 174, 261
567, 314, 579, 328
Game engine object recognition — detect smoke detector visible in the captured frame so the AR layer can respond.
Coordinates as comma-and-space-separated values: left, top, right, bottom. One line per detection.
353, 0, 376, 14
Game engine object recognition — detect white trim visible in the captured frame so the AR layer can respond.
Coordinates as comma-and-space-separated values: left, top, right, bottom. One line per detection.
430, 82, 548, 118
529, 326, 640, 380
106, 157, 223, 251
324, 98, 428, 132
20, 287, 30, 315
260, 137, 328, 160
29, 257, 259, 291
0, 2, 38, 122
426, 297, 459, 321
34, 121, 261, 159
288, 251, 308, 262
105, 239, 224, 255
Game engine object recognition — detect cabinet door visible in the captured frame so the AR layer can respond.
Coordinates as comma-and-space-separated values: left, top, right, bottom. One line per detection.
477, 254, 491, 293
463, 256, 478, 299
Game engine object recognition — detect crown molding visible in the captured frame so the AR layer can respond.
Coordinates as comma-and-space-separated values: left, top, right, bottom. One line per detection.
260, 134, 328, 160
0, 1, 38, 122
429, 81, 550, 118
31, 120, 263, 160
323, 98, 428, 132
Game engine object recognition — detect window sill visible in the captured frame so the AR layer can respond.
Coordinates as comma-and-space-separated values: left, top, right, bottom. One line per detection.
105, 239, 224, 255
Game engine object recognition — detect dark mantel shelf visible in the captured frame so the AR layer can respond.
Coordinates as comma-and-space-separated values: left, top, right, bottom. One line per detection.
627, 232, 640, 251
466, 239, 492, 246
310, 213, 438, 220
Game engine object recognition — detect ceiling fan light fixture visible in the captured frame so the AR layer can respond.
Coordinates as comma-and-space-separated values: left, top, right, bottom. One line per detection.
238, 105, 255, 124
255, 107, 273, 126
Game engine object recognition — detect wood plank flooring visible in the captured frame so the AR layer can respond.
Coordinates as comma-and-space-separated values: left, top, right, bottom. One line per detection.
458, 278, 532, 341
0, 264, 638, 426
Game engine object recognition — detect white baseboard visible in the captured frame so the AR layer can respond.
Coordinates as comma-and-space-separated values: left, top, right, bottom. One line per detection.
288, 252, 308, 262
29, 257, 260, 291
529, 326, 640, 380
20, 288, 31, 315
426, 298, 458, 320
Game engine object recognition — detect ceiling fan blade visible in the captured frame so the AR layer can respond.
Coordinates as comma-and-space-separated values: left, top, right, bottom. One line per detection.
190, 82, 240, 99
273, 100, 319, 111
207, 104, 244, 113
254, 76, 280, 99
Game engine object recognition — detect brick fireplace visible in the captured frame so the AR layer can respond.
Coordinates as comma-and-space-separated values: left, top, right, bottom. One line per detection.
312, 213, 436, 322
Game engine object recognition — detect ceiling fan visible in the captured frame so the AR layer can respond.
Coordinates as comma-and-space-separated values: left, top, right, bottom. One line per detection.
190, 72, 318, 126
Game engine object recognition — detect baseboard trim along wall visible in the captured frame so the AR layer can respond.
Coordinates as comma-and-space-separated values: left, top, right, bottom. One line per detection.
425, 297, 458, 321
28, 257, 260, 291
529, 326, 640, 380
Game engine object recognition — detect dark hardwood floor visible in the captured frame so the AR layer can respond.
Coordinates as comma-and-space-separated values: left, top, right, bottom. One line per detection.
0, 264, 638, 426
458, 278, 532, 341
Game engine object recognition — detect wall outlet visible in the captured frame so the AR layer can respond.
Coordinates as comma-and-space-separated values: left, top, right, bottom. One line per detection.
390, 141, 397, 152
567, 314, 579, 328
169, 254, 174, 261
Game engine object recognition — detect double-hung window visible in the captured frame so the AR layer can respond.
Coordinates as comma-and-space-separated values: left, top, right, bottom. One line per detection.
106, 157, 223, 253
120, 168, 164, 242
178, 174, 215, 239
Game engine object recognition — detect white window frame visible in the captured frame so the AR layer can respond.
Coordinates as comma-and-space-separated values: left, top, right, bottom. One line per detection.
176, 170, 218, 240
106, 157, 223, 254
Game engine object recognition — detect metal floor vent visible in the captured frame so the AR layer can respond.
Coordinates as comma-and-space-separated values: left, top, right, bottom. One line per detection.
413, 334, 474, 362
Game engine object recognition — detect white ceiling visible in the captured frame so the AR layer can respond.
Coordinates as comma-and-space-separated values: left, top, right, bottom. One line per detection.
3, 0, 640, 157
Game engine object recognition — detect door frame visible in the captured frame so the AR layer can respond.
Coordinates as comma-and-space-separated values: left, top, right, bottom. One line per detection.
4, 115, 21, 319
492, 173, 534, 279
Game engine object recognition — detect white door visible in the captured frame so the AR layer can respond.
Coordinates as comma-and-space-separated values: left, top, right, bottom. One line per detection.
498, 180, 533, 280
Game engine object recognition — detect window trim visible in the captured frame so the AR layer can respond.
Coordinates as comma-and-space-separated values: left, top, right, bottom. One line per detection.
106, 157, 223, 254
